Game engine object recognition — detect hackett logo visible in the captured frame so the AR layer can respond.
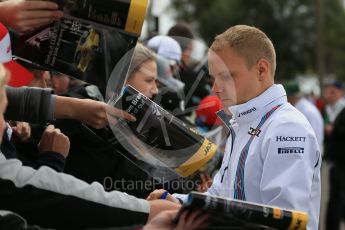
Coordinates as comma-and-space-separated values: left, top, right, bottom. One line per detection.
276, 136, 306, 142
238, 107, 256, 117
278, 147, 304, 154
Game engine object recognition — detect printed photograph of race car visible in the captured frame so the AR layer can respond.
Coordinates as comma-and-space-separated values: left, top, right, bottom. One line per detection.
73, 29, 100, 72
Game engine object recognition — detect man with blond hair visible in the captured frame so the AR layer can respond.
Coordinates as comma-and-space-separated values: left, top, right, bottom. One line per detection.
148, 25, 321, 230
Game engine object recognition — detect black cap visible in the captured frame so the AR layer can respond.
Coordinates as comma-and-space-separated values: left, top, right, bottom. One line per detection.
325, 79, 343, 90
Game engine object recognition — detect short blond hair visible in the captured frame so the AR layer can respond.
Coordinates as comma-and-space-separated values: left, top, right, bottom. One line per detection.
210, 25, 276, 77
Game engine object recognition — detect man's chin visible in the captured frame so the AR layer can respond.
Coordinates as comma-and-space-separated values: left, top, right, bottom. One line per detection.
222, 107, 232, 115
220, 99, 234, 110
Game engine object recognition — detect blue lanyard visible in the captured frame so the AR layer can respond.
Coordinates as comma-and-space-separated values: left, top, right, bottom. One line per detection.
232, 104, 282, 201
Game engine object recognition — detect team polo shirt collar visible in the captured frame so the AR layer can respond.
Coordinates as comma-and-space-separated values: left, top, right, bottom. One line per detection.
228, 84, 287, 126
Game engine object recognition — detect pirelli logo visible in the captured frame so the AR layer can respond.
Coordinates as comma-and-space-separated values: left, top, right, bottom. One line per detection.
278, 147, 304, 154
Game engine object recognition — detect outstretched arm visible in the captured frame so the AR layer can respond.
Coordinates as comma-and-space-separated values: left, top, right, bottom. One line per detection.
0, 0, 63, 33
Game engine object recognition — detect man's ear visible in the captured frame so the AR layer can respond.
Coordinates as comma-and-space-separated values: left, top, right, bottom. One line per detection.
256, 59, 269, 81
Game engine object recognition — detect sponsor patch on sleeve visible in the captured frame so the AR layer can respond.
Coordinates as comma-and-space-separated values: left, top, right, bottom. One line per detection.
278, 147, 304, 154
275, 136, 306, 156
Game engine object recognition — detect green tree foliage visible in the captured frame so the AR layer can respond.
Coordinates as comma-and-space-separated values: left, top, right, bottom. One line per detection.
172, 0, 345, 80
323, 0, 345, 80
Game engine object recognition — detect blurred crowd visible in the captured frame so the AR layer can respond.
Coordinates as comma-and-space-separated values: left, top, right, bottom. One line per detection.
285, 77, 345, 230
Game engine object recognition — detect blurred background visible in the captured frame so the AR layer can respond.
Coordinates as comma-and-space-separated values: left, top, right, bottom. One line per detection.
143, 0, 345, 95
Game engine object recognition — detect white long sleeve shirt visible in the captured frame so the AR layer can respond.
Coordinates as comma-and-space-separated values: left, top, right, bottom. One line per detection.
0, 152, 150, 228
177, 84, 321, 230
295, 97, 324, 150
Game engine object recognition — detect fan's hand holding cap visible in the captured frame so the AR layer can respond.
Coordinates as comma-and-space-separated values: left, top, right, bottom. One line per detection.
0, 23, 33, 87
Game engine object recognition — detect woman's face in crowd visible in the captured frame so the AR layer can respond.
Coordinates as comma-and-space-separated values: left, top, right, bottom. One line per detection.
126, 60, 158, 99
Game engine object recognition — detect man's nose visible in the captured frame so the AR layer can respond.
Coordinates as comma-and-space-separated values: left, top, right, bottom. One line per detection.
212, 82, 220, 94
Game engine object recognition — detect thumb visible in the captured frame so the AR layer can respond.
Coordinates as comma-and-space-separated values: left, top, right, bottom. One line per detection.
45, 124, 55, 131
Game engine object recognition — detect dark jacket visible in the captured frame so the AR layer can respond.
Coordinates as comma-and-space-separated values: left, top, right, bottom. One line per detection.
0, 152, 149, 229
328, 107, 345, 165
1, 128, 65, 172
5, 86, 54, 124
3, 87, 64, 171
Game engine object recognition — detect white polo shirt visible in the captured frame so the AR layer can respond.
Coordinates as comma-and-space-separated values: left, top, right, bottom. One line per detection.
295, 97, 324, 150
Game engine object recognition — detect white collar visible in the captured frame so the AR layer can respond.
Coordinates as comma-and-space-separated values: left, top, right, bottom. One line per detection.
228, 84, 287, 126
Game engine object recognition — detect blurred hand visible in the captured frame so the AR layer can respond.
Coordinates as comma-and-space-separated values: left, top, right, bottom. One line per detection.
144, 210, 209, 230
73, 99, 136, 129
10, 121, 31, 142
196, 173, 213, 192
148, 199, 181, 222
147, 189, 180, 204
29, 75, 47, 88
325, 124, 333, 136
38, 125, 70, 158
29, 70, 50, 88
0, 0, 63, 33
